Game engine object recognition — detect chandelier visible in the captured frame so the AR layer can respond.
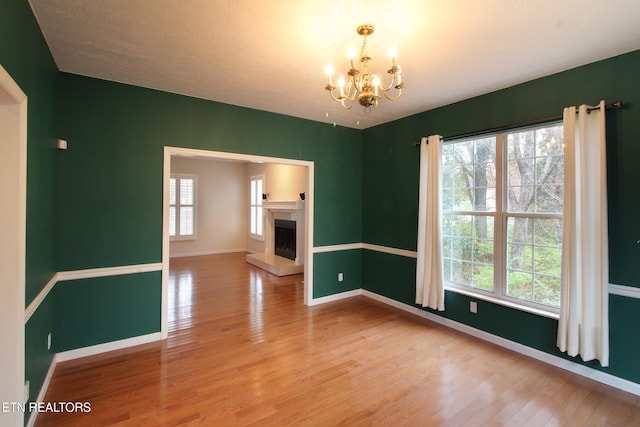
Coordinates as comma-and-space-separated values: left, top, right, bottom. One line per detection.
324, 24, 404, 113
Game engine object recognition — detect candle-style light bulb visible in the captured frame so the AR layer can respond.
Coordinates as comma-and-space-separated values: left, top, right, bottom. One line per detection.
325, 63, 334, 85
388, 47, 397, 66
372, 75, 380, 96
347, 47, 356, 69
337, 76, 345, 98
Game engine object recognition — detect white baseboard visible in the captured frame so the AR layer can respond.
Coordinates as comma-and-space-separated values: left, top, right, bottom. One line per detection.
56, 332, 162, 362
308, 289, 362, 306
360, 289, 640, 397
25, 354, 57, 427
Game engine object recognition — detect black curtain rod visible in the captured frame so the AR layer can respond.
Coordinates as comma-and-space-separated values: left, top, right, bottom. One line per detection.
414, 100, 623, 146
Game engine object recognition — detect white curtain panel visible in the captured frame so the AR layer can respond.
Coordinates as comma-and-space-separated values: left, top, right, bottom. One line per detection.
557, 101, 609, 366
416, 135, 445, 311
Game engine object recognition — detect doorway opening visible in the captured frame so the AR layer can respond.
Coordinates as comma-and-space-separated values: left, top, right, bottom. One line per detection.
161, 147, 314, 339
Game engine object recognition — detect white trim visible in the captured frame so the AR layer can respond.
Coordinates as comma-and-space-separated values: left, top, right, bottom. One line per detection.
162, 149, 171, 339
56, 332, 162, 362
0, 64, 27, 427
170, 248, 247, 258
313, 243, 418, 259
305, 163, 314, 306
24, 273, 59, 323
360, 289, 640, 397
313, 243, 363, 253
609, 283, 640, 299
166, 146, 314, 167
57, 263, 163, 282
25, 355, 57, 427
308, 289, 362, 306
444, 285, 560, 320
362, 243, 418, 258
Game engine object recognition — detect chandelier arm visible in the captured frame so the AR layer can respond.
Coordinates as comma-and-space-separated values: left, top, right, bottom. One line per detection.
381, 88, 402, 101
328, 85, 354, 109
377, 72, 399, 92
344, 78, 358, 101
327, 88, 344, 103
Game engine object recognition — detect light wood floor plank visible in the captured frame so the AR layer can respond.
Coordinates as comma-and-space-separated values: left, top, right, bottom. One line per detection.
36, 253, 640, 426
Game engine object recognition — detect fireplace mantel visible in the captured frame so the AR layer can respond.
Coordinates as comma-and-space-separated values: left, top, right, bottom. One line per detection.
262, 200, 304, 211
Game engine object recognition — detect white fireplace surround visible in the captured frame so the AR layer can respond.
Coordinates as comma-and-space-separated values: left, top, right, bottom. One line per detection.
246, 200, 304, 276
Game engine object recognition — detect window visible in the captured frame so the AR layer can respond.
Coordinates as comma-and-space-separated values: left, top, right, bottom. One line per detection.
441, 123, 564, 311
170, 174, 196, 240
250, 175, 264, 239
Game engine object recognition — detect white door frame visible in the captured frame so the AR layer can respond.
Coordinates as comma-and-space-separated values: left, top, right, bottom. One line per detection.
161, 147, 314, 339
0, 64, 28, 427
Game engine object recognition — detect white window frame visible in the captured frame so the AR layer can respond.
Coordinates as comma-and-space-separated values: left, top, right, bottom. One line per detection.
442, 122, 563, 316
249, 174, 264, 240
170, 173, 197, 241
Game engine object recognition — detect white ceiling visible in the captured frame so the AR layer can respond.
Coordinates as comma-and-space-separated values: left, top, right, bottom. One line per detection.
29, 0, 640, 129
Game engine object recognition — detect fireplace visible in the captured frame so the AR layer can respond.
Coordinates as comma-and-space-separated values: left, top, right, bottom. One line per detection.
246, 200, 304, 276
274, 219, 296, 260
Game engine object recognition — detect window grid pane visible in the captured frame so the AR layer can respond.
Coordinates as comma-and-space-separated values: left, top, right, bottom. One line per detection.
180, 179, 193, 205
251, 180, 257, 205
169, 207, 176, 236
250, 206, 257, 234
506, 217, 561, 307
170, 179, 176, 206
170, 175, 196, 239
443, 124, 563, 310
256, 207, 262, 235
443, 138, 496, 212
180, 207, 193, 235
249, 176, 264, 237
442, 214, 494, 292
507, 126, 564, 214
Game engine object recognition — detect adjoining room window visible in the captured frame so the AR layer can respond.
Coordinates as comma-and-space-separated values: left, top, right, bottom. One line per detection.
250, 174, 264, 239
441, 123, 564, 312
170, 174, 197, 240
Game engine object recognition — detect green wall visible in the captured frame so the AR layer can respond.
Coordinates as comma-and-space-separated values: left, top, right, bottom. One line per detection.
56, 73, 363, 271
54, 72, 364, 349
1, 0, 58, 303
1, 0, 58, 418
362, 49, 640, 384
53, 272, 162, 352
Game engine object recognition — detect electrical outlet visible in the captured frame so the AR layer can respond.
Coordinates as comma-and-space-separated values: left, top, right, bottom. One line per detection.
338, 272, 344, 282
470, 301, 478, 313
47, 332, 51, 350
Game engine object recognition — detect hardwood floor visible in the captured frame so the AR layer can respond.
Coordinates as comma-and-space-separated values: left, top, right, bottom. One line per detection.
37, 253, 640, 426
